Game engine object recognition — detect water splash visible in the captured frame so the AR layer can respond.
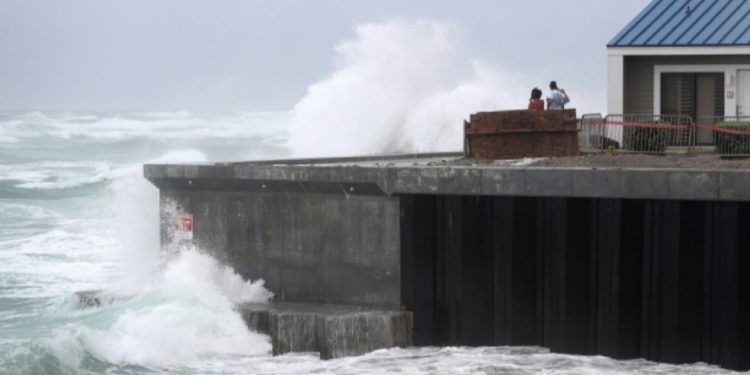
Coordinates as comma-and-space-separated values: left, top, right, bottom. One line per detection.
288, 19, 530, 157
71, 246, 272, 369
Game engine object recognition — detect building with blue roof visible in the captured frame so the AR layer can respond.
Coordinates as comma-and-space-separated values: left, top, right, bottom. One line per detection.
608, 0, 750, 142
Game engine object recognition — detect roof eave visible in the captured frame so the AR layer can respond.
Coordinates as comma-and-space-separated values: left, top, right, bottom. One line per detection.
608, 45, 750, 56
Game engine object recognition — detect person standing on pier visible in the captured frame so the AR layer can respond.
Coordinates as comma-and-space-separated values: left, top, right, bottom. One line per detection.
546, 81, 570, 110
528, 87, 545, 111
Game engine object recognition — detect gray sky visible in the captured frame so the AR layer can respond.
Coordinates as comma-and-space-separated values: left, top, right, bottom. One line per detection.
0, 0, 650, 112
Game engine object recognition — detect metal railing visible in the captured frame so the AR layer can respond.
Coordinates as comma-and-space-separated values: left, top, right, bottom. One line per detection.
579, 113, 750, 157
578, 113, 604, 151
579, 114, 694, 154
696, 116, 750, 157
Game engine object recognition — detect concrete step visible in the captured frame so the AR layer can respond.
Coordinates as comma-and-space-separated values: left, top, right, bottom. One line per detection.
237, 302, 413, 359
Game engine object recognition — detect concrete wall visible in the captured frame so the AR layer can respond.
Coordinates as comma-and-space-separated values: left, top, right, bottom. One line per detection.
144, 163, 750, 203
160, 189, 402, 309
624, 55, 750, 114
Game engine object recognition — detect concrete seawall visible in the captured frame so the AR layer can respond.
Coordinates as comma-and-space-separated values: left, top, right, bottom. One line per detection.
146, 154, 750, 202
145, 153, 750, 369
160, 189, 401, 308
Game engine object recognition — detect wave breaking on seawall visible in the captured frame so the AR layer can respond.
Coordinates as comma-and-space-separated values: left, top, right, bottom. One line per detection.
287, 19, 532, 157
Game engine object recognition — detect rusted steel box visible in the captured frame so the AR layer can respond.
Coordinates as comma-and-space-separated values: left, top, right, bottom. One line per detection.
464, 109, 579, 159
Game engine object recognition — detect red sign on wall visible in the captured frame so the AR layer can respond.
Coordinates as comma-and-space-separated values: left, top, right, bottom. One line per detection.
174, 213, 193, 240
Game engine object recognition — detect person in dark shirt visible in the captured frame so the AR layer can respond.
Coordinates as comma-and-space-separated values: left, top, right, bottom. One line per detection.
528, 87, 544, 111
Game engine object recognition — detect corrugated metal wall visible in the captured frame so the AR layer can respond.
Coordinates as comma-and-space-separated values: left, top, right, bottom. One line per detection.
401, 195, 750, 371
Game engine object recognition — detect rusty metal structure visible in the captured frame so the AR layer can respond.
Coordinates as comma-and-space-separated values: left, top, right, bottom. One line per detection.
464, 109, 578, 159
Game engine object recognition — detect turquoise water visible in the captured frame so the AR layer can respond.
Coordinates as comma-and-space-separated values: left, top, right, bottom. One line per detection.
0, 111, 740, 375
0, 111, 285, 374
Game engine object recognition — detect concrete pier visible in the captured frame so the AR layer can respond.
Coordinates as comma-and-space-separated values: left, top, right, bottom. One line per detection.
145, 153, 750, 370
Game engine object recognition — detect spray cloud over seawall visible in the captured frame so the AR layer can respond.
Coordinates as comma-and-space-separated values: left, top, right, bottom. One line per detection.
288, 19, 531, 157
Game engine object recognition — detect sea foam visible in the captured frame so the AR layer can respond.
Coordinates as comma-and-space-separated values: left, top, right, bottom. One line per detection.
70, 247, 272, 369
27, 148, 273, 372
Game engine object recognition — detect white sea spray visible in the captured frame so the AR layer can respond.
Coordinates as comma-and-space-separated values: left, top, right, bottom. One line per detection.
288, 19, 531, 157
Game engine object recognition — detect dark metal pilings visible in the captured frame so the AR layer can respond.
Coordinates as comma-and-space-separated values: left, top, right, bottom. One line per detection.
401, 196, 750, 371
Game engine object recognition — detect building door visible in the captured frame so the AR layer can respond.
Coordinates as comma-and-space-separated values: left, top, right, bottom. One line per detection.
696, 75, 719, 144
661, 72, 724, 145
738, 70, 750, 117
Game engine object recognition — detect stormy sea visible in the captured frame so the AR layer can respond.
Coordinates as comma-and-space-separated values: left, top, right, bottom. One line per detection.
0, 19, 741, 375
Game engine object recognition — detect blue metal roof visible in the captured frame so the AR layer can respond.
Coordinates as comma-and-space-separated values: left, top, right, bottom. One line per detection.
608, 0, 750, 47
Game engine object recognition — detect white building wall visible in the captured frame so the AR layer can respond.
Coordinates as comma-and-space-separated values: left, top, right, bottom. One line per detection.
607, 54, 625, 115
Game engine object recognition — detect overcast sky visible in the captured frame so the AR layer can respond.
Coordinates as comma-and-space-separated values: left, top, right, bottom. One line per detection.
0, 0, 651, 112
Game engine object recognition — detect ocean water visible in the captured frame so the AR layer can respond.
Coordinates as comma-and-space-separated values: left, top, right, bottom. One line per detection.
0, 110, 741, 375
